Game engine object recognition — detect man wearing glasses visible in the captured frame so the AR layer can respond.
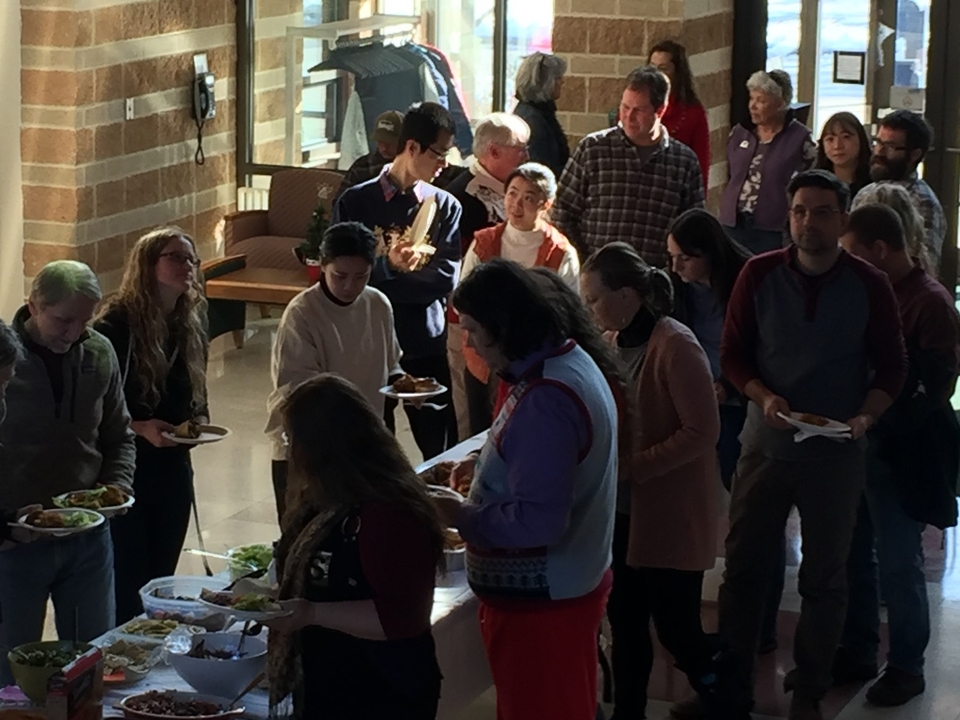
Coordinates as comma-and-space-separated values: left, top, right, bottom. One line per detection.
716, 171, 906, 720
859, 109, 946, 272
334, 102, 462, 461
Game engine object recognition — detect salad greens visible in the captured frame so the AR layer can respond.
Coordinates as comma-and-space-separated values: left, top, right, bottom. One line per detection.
229, 544, 273, 573
62, 511, 98, 528
13, 647, 83, 668
232, 594, 275, 612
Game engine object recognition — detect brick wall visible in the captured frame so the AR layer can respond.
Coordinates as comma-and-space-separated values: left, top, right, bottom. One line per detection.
20, 0, 238, 295
552, 0, 733, 209
252, 0, 302, 166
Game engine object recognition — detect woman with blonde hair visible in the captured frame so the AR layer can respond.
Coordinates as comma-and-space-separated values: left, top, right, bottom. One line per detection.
94, 226, 209, 623
852, 183, 934, 272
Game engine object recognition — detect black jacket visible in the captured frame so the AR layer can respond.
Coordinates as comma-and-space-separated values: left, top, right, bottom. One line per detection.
514, 99, 570, 178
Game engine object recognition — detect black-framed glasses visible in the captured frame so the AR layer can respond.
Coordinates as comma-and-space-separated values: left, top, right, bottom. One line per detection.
425, 145, 451, 160
871, 137, 908, 154
159, 251, 200, 267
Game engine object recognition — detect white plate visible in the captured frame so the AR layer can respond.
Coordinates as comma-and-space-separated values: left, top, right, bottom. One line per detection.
16, 508, 105, 537
162, 424, 232, 445
426, 485, 464, 503
379, 383, 447, 400
117, 690, 244, 719
778, 412, 851, 434
197, 599, 290, 623
409, 195, 437, 248
53, 488, 135, 518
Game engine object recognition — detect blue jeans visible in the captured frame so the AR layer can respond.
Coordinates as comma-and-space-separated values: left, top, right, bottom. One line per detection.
0, 522, 115, 684
841, 442, 929, 675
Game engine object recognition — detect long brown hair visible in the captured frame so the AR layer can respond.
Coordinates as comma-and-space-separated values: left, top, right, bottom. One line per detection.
96, 226, 208, 411
282, 375, 446, 570
648, 40, 701, 107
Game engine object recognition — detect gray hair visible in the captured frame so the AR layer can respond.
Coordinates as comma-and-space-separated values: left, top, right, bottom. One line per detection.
473, 113, 531, 159
852, 183, 934, 270
747, 69, 793, 106
0, 319, 22, 371
515, 52, 568, 103
29, 260, 102, 309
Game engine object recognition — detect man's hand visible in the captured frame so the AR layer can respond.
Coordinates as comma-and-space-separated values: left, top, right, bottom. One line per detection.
8, 504, 44, 545
762, 394, 792, 430
387, 242, 420, 273
131, 419, 177, 448
845, 414, 874, 441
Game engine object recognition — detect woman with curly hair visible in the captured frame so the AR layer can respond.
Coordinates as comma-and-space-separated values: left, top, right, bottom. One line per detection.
94, 226, 209, 623
852, 182, 935, 272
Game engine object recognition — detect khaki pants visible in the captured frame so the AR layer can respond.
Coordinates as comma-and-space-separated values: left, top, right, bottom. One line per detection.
718, 447, 865, 703
446, 323, 470, 442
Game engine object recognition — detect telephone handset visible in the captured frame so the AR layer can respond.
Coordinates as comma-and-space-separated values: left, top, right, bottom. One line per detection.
193, 72, 216, 122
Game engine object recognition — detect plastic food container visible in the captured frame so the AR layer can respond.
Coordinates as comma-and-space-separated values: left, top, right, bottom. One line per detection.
139, 576, 232, 632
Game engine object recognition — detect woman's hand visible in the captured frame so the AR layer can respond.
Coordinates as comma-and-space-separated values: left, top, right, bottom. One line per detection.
131, 419, 177, 448
448, 456, 477, 492
262, 598, 317, 633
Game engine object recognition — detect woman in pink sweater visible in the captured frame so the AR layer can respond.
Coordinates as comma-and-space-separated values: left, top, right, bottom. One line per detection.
581, 242, 724, 720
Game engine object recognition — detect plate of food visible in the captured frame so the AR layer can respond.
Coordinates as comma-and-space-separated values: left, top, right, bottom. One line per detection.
778, 411, 851, 435
116, 690, 244, 719
380, 374, 447, 400
16, 508, 104, 537
225, 544, 274, 582
198, 588, 289, 622
162, 421, 232, 446
99, 639, 161, 686
53, 485, 134, 518
115, 618, 203, 646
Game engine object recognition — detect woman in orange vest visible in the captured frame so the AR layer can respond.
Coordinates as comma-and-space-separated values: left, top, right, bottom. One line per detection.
458, 161, 580, 435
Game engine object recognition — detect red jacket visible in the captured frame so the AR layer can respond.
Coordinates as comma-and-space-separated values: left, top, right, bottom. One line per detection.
661, 97, 710, 188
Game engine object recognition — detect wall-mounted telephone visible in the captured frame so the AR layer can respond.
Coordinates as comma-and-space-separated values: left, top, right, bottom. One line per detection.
192, 54, 215, 165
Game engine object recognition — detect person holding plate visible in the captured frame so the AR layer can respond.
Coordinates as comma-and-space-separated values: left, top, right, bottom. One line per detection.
265, 375, 445, 719
0, 261, 135, 684
94, 227, 209, 624
333, 101, 463, 461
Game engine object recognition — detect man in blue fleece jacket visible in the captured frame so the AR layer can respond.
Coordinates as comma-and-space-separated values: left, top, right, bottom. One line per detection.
334, 102, 463, 459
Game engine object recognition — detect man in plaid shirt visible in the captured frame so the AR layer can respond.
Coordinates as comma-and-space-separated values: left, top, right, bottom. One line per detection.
551, 66, 705, 268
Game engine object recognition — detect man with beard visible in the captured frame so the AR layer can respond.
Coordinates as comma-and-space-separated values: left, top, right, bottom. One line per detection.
859, 110, 946, 271
716, 171, 907, 720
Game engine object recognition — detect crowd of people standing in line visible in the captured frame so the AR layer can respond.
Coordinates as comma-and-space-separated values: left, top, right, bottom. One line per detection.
0, 39, 956, 720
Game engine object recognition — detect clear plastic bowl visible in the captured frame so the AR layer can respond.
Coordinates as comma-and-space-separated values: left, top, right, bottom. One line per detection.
139, 576, 232, 632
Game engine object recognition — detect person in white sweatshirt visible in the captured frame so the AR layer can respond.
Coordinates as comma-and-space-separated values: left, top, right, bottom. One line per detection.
266, 222, 403, 523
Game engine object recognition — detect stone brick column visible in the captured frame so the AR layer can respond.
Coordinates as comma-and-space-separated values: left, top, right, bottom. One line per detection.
552, 0, 734, 208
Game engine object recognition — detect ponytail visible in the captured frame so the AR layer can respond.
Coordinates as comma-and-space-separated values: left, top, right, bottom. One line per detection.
581, 242, 674, 319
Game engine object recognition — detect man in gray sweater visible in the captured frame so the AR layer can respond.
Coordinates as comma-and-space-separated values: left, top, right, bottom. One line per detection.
0, 260, 135, 683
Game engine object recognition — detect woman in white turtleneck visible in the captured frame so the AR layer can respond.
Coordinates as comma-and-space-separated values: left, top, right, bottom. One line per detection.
458, 161, 580, 434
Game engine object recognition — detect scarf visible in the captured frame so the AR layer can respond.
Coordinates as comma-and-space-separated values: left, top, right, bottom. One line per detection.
267, 502, 351, 718
465, 157, 506, 224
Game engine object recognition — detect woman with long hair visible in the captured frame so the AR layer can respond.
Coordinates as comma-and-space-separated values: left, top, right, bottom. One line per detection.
815, 111, 872, 198
94, 226, 208, 623
648, 40, 711, 187
264, 375, 444, 720
581, 243, 725, 719
853, 182, 935, 272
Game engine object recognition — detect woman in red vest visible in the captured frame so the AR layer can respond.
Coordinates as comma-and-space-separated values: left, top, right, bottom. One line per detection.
459, 162, 580, 435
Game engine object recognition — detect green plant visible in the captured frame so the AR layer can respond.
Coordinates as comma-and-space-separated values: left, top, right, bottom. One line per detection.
297, 204, 328, 262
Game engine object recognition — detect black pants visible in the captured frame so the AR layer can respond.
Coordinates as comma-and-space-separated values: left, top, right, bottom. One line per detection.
272, 460, 289, 527
111, 453, 194, 625
383, 355, 456, 460
464, 369, 496, 436
608, 514, 716, 716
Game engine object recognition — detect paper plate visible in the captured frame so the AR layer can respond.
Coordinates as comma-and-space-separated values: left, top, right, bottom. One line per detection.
379, 383, 447, 401
162, 424, 232, 445
16, 508, 104, 537
778, 412, 851, 435
409, 196, 437, 248
197, 599, 290, 623
53, 488, 134, 519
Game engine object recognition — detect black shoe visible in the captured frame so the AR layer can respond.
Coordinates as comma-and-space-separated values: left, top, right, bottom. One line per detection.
832, 646, 879, 686
866, 667, 925, 706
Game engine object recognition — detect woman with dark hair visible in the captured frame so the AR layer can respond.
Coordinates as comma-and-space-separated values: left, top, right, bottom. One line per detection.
266, 222, 403, 523
815, 111, 871, 198
434, 259, 618, 720
649, 40, 711, 186
264, 374, 444, 719
94, 226, 209, 623
581, 243, 725, 720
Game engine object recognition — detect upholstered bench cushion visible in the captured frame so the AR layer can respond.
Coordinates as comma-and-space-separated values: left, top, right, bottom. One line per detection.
228, 236, 303, 272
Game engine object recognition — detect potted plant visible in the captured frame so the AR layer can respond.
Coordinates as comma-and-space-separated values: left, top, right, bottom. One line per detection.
294, 204, 327, 284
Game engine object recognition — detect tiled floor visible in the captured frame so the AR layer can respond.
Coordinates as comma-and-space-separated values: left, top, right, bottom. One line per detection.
47, 314, 960, 719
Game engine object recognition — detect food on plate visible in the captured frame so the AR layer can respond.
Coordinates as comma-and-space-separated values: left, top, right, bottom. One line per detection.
418, 461, 456, 488
120, 618, 185, 639
102, 640, 154, 676
10, 646, 83, 669
124, 691, 223, 717
797, 412, 830, 427
173, 419, 203, 439
444, 529, 465, 551
24, 509, 97, 529
54, 485, 128, 510
391, 374, 440, 394
186, 639, 245, 661
200, 588, 281, 613
228, 544, 273, 573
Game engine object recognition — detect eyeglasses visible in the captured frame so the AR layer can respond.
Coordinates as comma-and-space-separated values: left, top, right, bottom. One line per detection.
789, 206, 842, 221
871, 137, 908, 154
425, 145, 451, 161
159, 251, 200, 267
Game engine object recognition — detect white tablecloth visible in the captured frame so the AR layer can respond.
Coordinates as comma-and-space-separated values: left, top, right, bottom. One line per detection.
104, 434, 493, 719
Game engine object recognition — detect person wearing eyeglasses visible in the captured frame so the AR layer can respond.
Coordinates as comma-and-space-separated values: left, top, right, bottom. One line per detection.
0, 260, 135, 684
94, 227, 210, 624
858, 109, 946, 272
334, 102, 463, 461
712, 170, 906, 720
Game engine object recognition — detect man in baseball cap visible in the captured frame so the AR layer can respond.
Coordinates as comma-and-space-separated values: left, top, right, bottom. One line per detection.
338, 110, 404, 198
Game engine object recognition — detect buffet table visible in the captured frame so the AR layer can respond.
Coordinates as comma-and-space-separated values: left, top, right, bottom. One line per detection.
103, 433, 492, 719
